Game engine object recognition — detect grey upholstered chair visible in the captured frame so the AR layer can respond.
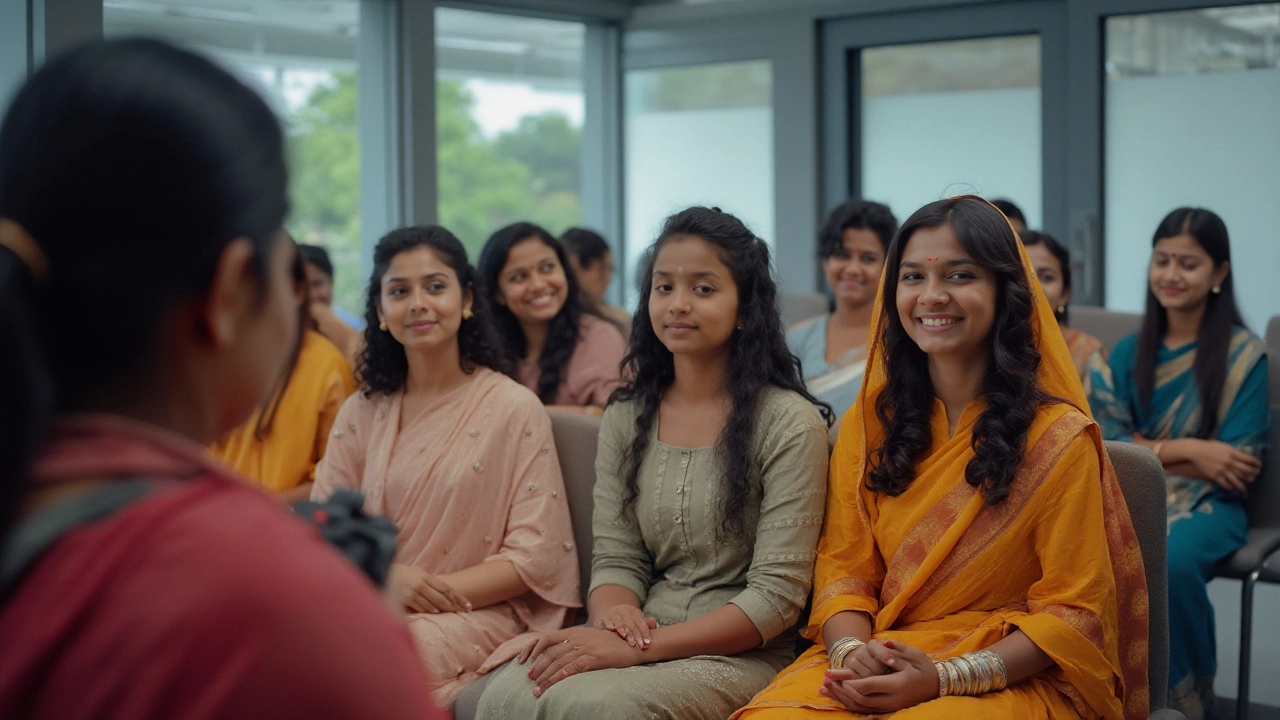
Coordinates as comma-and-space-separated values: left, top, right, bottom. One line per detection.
1070, 305, 1143, 352
780, 291, 829, 329
1104, 440, 1186, 720
454, 411, 602, 720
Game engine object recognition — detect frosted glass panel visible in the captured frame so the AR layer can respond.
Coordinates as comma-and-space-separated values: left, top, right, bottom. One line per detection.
624, 61, 774, 307
861, 36, 1042, 227
1105, 5, 1280, 330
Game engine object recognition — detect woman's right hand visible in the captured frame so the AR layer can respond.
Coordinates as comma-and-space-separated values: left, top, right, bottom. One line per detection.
1188, 440, 1262, 494
592, 604, 657, 648
387, 563, 472, 614
842, 639, 897, 679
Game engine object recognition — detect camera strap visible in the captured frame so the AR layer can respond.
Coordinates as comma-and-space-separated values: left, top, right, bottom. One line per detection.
0, 479, 155, 600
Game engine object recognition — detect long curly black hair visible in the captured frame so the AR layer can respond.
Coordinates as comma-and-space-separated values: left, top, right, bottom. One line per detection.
868, 197, 1047, 506
359, 225, 508, 396
478, 222, 596, 403
612, 207, 833, 539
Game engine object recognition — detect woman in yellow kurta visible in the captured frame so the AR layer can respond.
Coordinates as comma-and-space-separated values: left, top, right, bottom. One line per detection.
736, 196, 1149, 720
213, 248, 355, 502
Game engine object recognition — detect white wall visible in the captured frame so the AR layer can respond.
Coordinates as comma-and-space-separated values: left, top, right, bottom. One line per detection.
1105, 69, 1280, 330
861, 87, 1043, 228
624, 106, 774, 308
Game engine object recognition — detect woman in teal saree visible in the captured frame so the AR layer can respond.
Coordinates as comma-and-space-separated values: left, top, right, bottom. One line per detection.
1089, 207, 1268, 720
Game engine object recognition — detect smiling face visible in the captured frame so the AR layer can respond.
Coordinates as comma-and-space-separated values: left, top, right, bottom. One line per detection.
1025, 242, 1069, 313
377, 245, 471, 355
895, 223, 998, 363
823, 227, 885, 310
648, 235, 740, 358
496, 236, 568, 327
1149, 233, 1229, 314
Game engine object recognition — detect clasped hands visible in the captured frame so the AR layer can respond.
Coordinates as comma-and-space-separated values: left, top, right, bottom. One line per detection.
515, 604, 658, 698
387, 564, 472, 614
820, 639, 941, 714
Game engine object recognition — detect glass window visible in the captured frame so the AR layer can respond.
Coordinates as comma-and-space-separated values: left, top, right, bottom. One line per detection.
1105, 4, 1280, 326
435, 8, 585, 257
860, 35, 1042, 227
624, 60, 774, 305
103, 0, 364, 317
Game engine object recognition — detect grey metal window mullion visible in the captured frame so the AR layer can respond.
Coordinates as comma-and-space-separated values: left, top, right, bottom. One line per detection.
357, 0, 436, 284
582, 22, 626, 308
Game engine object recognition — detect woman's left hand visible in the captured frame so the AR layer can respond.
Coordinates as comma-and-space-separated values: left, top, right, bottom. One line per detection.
516, 627, 643, 697
822, 640, 939, 713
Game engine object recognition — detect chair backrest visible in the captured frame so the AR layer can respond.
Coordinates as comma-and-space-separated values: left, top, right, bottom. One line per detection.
1103, 440, 1170, 710
1253, 316, 1280, 528
548, 410, 602, 619
1069, 306, 1143, 352
780, 291, 829, 329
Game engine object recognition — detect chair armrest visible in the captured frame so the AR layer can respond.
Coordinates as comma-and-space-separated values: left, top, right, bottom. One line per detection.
1262, 545, 1280, 583
1214, 526, 1280, 579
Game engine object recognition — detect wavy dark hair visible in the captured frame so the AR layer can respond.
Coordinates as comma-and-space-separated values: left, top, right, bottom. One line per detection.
478, 222, 596, 403
1135, 207, 1243, 439
868, 196, 1048, 506
817, 198, 899, 260
1020, 230, 1073, 325
359, 225, 507, 396
612, 207, 832, 539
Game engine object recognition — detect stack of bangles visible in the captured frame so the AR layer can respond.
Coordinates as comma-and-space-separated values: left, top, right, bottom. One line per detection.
827, 637, 864, 669
934, 649, 1009, 697
827, 638, 1009, 698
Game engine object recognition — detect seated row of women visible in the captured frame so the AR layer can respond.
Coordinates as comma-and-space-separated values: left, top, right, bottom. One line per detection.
208, 183, 1265, 720
219, 192, 1174, 718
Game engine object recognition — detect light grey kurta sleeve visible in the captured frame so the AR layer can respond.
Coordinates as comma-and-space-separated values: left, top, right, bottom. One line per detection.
728, 398, 830, 644
588, 403, 653, 603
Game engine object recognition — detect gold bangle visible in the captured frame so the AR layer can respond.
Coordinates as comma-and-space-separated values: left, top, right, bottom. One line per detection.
976, 649, 1009, 691
1152, 440, 1165, 461
828, 637, 865, 670
935, 660, 950, 697
952, 656, 973, 695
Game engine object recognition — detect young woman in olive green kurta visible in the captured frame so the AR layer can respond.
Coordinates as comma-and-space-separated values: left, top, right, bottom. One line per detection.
476, 208, 831, 719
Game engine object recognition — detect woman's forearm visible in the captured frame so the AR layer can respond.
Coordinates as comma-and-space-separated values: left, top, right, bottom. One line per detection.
985, 629, 1056, 684
276, 481, 314, 505
821, 610, 873, 650
438, 560, 529, 610
645, 604, 762, 663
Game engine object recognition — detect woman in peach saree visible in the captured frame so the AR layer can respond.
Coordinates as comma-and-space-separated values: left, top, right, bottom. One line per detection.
313, 226, 579, 708
736, 196, 1149, 720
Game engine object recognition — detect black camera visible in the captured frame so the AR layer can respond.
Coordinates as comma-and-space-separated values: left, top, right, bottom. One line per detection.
294, 489, 398, 587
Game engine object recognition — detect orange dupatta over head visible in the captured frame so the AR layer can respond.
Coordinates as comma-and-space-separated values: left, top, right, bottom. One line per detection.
807, 196, 1149, 719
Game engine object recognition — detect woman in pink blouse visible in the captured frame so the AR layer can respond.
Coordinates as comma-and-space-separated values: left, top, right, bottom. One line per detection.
478, 222, 627, 414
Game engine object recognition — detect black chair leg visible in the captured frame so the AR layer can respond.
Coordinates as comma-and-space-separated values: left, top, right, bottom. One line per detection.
1237, 569, 1261, 720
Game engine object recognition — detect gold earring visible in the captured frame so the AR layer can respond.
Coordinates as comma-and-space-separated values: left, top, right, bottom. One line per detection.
1212, 285, 1222, 295
462, 308, 473, 320
1056, 305, 1066, 314
379, 320, 388, 331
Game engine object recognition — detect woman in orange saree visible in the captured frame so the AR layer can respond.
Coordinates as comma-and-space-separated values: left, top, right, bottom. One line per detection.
736, 196, 1148, 720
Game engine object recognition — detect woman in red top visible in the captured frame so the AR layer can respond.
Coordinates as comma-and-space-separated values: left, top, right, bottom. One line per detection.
0, 39, 443, 719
